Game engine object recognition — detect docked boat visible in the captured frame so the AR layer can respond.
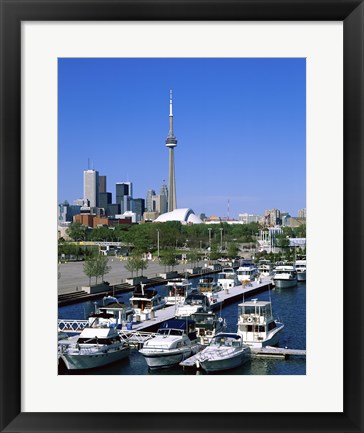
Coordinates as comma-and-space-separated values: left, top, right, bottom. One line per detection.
129, 288, 166, 321
295, 258, 307, 282
59, 324, 130, 370
165, 278, 194, 305
195, 333, 251, 373
88, 299, 134, 329
272, 265, 298, 288
175, 293, 211, 318
237, 299, 284, 348
139, 319, 200, 369
190, 311, 226, 344
217, 268, 240, 290
258, 260, 273, 277
237, 263, 259, 283
197, 277, 222, 306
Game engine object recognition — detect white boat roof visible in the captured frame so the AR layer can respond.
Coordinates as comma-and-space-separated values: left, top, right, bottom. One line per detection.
80, 326, 118, 338
238, 300, 271, 307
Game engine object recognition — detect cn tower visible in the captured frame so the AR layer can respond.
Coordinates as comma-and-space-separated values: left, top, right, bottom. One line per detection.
166, 90, 178, 212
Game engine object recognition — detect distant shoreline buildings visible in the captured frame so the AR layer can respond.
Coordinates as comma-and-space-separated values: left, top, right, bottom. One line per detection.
58, 91, 305, 230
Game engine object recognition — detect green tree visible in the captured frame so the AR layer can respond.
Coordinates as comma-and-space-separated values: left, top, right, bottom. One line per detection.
209, 241, 220, 262
160, 249, 178, 271
95, 255, 111, 282
188, 249, 200, 268
83, 256, 96, 286
227, 242, 239, 258
66, 222, 88, 241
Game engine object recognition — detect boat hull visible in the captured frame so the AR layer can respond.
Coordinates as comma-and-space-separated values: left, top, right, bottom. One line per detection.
199, 351, 250, 373
140, 347, 194, 369
60, 346, 130, 370
273, 278, 297, 288
241, 323, 284, 348
297, 271, 306, 282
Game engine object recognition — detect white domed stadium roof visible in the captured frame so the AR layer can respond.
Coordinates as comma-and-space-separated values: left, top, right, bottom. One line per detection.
154, 208, 202, 224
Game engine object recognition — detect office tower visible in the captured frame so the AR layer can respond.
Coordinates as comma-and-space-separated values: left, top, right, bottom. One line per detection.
99, 176, 106, 193
99, 192, 112, 210
133, 198, 145, 222
159, 180, 168, 214
83, 169, 99, 208
165, 90, 178, 212
146, 189, 156, 212
116, 181, 133, 212
106, 203, 121, 218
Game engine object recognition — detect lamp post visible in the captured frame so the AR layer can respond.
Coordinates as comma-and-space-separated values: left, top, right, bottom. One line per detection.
208, 227, 212, 247
157, 229, 160, 258
220, 228, 223, 253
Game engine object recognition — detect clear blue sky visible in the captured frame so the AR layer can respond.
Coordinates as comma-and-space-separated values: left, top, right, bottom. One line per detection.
58, 58, 306, 218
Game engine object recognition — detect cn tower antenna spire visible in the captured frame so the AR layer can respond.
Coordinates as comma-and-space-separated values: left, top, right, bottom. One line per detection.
170, 89, 173, 116
165, 89, 178, 212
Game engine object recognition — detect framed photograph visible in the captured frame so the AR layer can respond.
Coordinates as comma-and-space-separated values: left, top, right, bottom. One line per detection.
0, 0, 362, 432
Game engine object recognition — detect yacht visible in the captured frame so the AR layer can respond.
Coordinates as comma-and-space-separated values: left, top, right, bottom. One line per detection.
139, 319, 200, 369
165, 278, 194, 305
59, 324, 130, 370
237, 263, 259, 283
197, 277, 222, 306
237, 299, 284, 348
272, 265, 298, 288
295, 258, 307, 282
195, 333, 251, 373
129, 288, 166, 321
175, 293, 211, 318
190, 311, 226, 345
217, 268, 240, 290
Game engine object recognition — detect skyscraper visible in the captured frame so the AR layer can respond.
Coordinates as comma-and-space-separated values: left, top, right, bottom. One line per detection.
146, 189, 156, 212
159, 180, 168, 214
165, 90, 178, 212
83, 169, 99, 208
99, 175, 106, 193
116, 182, 133, 213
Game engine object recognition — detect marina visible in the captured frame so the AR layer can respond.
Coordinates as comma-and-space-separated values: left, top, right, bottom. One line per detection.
58, 271, 306, 375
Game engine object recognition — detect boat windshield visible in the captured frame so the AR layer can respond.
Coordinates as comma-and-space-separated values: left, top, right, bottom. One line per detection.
158, 329, 184, 336
210, 336, 236, 347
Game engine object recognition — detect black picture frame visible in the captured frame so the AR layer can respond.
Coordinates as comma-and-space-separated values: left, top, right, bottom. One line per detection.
0, 1, 362, 432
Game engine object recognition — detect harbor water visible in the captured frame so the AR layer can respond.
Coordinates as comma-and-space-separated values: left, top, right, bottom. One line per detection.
58, 275, 306, 375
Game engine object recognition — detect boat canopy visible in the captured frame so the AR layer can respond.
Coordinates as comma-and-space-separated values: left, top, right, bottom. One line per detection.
160, 319, 195, 332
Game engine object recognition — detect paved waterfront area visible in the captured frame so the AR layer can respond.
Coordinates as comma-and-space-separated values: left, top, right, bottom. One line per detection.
58, 258, 207, 295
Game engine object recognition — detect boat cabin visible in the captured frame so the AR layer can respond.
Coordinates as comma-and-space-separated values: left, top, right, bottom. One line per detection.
237, 300, 278, 342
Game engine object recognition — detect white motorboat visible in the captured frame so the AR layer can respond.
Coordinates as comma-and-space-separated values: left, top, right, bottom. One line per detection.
273, 265, 298, 288
217, 269, 240, 290
190, 311, 226, 345
139, 319, 200, 369
175, 293, 211, 318
195, 333, 251, 373
129, 288, 166, 321
237, 299, 284, 348
237, 263, 259, 283
165, 278, 194, 305
295, 258, 306, 282
197, 277, 222, 306
59, 325, 130, 370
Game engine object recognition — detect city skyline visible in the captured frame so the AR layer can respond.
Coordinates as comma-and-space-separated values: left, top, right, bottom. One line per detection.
58, 58, 306, 217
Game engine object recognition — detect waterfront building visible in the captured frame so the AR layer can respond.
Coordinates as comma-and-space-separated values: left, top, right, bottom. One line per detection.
264, 209, 282, 226
84, 169, 99, 208
165, 90, 178, 212
143, 211, 160, 222
146, 189, 156, 212
238, 213, 260, 224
